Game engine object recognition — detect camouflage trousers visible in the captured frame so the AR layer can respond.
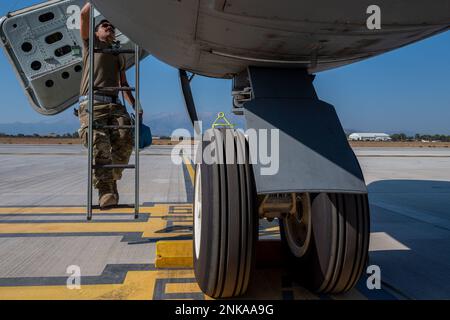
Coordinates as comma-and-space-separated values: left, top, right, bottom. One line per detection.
78, 101, 133, 193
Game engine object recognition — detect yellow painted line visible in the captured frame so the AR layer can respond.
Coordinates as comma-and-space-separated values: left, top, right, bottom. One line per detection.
261, 226, 280, 232
171, 221, 192, 226
0, 269, 199, 300
0, 271, 155, 300
0, 205, 175, 215
0, 218, 186, 238
165, 282, 201, 295
155, 269, 196, 279
182, 156, 195, 186
156, 240, 193, 268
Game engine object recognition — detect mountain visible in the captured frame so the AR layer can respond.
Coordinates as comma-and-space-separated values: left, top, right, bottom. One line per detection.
0, 120, 79, 136
1, 112, 426, 138
0, 111, 245, 137
145, 112, 245, 136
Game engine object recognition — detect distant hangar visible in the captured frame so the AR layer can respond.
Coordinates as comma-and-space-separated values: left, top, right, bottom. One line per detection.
348, 133, 392, 141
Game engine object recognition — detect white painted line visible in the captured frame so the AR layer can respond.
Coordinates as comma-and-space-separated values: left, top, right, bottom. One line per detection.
369, 232, 410, 252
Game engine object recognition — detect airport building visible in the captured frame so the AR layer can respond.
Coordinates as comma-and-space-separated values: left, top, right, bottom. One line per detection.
348, 133, 392, 141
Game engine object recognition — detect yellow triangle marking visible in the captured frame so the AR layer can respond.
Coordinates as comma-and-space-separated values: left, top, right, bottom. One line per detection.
212, 112, 235, 129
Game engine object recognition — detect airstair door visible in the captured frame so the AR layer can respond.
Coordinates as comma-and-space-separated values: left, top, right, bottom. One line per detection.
0, 0, 147, 115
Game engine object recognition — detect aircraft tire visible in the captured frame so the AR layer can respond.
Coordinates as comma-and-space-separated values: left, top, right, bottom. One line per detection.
280, 193, 370, 294
193, 129, 257, 298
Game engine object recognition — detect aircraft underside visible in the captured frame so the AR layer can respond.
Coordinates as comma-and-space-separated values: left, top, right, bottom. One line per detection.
92, 0, 450, 77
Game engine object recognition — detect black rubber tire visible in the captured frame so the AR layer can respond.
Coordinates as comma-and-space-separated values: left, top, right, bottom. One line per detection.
280, 193, 370, 294
193, 129, 257, 298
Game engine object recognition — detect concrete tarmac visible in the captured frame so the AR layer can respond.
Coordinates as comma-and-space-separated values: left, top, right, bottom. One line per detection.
0, 145, 186, 206
0, 144, 449, 300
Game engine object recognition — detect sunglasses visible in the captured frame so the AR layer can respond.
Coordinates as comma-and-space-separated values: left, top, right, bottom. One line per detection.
100, 22, 115, 30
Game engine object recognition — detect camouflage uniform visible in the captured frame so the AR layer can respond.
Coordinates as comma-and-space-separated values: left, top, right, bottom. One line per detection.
78, 101, 133, 194
78, 33, 132, 198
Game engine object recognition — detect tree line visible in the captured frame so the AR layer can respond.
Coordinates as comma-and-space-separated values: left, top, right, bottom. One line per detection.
1, 132, 449, 142
390, 133, 450, 142
0, 132, 79, 138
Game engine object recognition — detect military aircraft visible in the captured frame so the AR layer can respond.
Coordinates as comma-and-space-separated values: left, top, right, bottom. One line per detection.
1, 0, 449, 299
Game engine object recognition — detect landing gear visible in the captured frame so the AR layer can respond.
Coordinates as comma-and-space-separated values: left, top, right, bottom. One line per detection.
186, 67, 370, 298
193, 129, 257, 298
280, 193, 370, 294
280, 193, 312, 259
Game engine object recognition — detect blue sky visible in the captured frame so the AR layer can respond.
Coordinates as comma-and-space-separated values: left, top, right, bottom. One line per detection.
0, 1, 449, 134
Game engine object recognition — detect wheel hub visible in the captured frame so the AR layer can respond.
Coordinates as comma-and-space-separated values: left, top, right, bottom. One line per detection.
283, 193, 312, 258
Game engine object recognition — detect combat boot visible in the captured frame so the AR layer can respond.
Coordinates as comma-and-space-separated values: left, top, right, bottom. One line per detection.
113, 181, 119, 204
99, 186, 118, 210
99, 194, 117, 209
